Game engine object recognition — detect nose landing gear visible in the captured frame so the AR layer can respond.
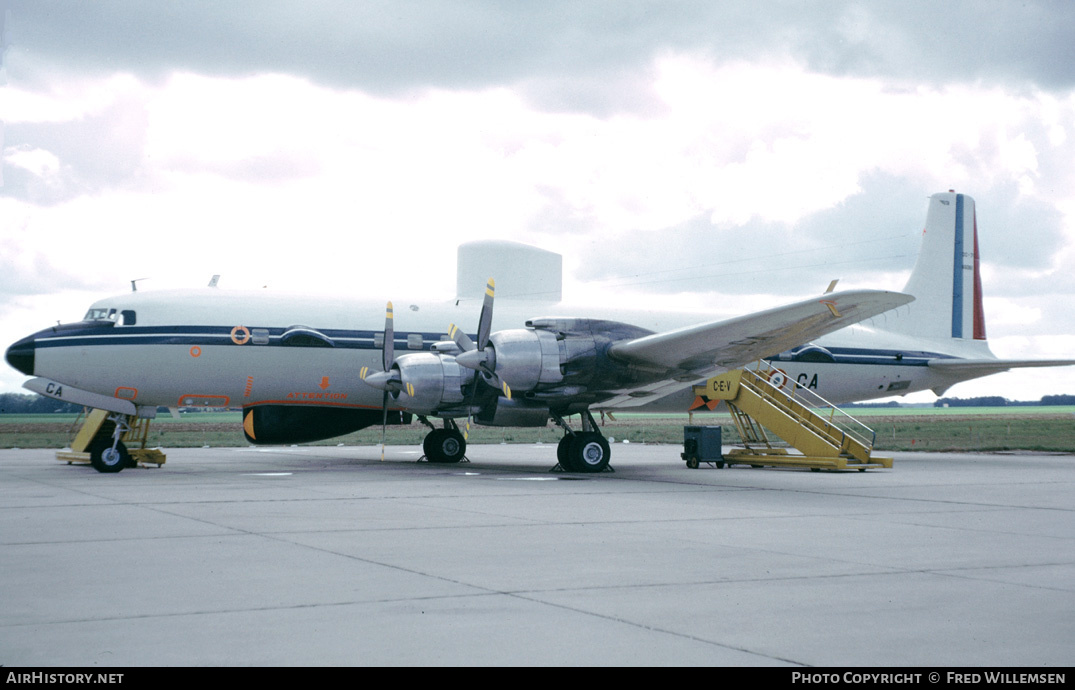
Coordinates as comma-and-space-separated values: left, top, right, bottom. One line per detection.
89, 414, 134, 473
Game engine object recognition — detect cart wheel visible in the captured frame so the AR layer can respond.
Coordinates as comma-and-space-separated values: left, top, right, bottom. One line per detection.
686, 456, 699, 469
716, 461, 725, 469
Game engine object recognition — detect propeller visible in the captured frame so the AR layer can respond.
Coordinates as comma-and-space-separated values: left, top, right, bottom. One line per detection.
360, 302, 401, 391
451, 278, 512, 402
360, 301, 404, 460
448, 279, 511, 441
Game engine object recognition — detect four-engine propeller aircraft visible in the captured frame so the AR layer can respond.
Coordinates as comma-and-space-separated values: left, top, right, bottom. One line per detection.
5, 191, 1070, 473
4, 271, 908, 475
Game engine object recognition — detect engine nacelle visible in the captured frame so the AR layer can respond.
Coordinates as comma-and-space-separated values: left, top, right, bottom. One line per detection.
477, 319, 653, 398
392, 352, 471, 415
484, 328, 567, 392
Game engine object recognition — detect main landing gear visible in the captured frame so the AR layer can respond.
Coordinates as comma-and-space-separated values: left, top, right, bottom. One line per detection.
419, 418, 468, 464
553, 410, 613, 474
413, 411, 614, 473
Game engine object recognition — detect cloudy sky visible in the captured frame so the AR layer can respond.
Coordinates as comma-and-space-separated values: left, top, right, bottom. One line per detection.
2, 1, 1074, 402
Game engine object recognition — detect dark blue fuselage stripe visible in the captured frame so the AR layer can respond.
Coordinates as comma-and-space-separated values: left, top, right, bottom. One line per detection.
30, 326, 460, 351
952, 194, 964, 338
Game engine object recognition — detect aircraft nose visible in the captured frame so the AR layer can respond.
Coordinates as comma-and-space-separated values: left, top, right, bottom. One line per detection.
5, 335, 35, 376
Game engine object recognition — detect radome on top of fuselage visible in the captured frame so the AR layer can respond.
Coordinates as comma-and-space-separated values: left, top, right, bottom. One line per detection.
78, 287, 732, 340
75, 235, 715, 337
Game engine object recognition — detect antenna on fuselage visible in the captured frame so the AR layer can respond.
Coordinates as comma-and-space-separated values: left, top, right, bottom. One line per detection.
208, 275, 220, 288
130, 278, 149, 292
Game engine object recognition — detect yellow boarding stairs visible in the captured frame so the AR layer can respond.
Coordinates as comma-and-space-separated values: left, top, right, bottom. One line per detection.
58, 408, 167, 470
690, 364, 892, 471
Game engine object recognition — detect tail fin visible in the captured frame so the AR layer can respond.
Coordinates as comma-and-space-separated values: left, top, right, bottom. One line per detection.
894, 191, 987, 340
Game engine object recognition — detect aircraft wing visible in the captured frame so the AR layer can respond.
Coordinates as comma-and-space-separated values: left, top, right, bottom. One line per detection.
609, 289, 913, 372
600, 289, 913, 408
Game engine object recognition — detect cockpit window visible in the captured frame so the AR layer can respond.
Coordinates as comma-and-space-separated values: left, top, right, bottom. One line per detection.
119, 310, 137, 325
84, 308, 118, 322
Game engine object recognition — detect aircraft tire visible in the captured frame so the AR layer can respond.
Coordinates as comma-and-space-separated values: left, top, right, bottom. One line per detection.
569, 432, 610, 473
557, 435, 578, 471
424, 429, 465, 463
89, 440, 129, 473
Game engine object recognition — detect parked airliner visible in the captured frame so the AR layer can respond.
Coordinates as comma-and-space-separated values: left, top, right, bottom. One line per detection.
5, 192, 1068, 473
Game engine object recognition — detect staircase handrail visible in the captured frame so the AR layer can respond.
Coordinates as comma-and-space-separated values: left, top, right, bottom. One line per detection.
746, 362, 877, 450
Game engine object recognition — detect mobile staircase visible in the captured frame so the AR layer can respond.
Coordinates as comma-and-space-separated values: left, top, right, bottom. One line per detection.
688, 364, 892, 471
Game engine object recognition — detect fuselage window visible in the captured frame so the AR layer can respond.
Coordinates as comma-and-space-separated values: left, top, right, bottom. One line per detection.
407, 333, 424, 350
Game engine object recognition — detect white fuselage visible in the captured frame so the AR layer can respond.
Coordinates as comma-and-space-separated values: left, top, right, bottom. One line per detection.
18, 287, 993, 414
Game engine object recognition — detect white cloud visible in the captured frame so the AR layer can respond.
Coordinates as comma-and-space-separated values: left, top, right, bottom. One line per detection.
0, 72, 142, 123
4, 144, 61, 177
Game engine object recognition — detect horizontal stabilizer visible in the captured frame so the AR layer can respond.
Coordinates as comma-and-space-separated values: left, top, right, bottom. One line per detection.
928, 358, 1075, 376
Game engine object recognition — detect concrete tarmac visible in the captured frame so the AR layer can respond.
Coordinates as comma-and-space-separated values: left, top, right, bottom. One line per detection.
1, 444, 1072, 667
